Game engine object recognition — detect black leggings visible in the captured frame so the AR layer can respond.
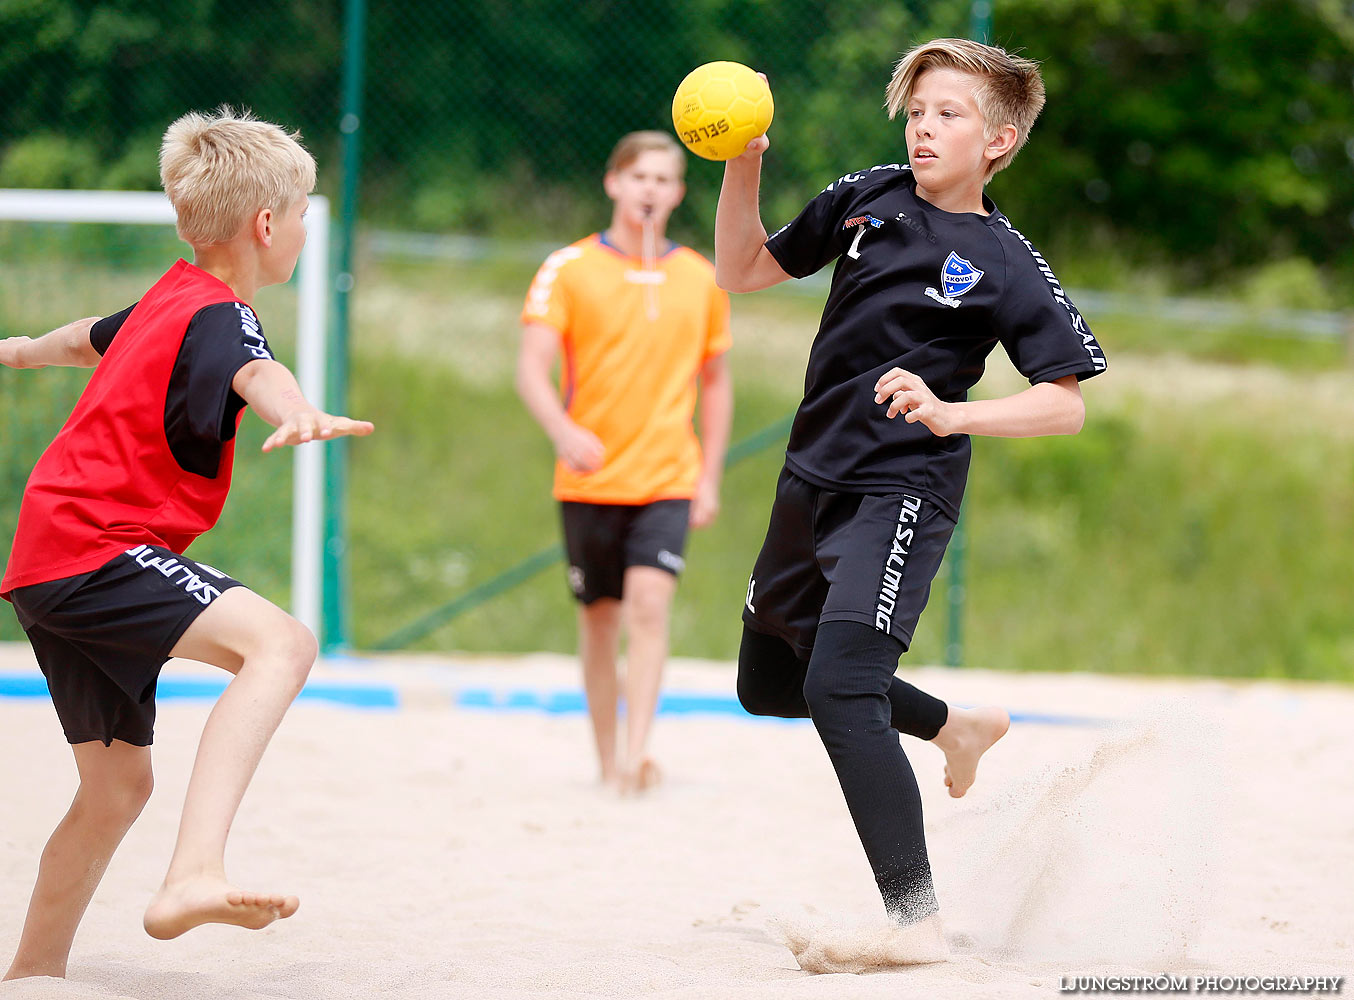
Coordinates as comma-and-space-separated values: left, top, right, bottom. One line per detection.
738, 622, 948, 921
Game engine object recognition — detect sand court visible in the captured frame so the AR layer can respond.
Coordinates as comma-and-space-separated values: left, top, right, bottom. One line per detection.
0, 642, 1350, 999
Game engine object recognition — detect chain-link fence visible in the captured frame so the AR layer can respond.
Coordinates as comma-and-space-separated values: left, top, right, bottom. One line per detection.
3, 1, 1354, 675
6, 2, 1352, 265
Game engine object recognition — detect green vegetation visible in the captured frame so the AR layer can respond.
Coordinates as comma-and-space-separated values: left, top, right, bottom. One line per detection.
355, 251, 1352, 376
3, 250, 1351, 681
336, 340, 1353, 682
3, 0, 1353, 289
5, 1, 1351, 679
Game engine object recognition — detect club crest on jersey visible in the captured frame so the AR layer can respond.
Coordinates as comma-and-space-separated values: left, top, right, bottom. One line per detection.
925, 251, 984, 308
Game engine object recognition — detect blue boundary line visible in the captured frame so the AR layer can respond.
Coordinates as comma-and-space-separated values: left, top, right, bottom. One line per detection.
0, 672, 1106, 725
0, 672, 397, 709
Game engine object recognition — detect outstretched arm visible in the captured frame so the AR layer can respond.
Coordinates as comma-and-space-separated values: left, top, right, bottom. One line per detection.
0, 318, 102, 369
874, 370, 1085, 438
714, 134, 791, 293
232, 358, 374, 452
691, 352, 733, 528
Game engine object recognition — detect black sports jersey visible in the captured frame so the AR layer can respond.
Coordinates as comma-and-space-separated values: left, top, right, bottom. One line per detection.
765, 163, 1106, 519
89, 303, 136, 355
92, 298, 274, 477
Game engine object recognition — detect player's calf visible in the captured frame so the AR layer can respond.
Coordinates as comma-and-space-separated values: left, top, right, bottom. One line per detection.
5, 745, 154, 981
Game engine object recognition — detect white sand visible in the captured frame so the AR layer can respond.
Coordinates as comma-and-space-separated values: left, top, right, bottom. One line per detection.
0, 643, 1350, 999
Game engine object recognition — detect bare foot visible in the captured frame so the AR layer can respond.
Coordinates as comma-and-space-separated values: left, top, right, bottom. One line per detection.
785, 912, 949, 974
619, 758, 662, 796
933, 705, 1010, 797
3, 966, 64, 982
143, 875, 299, 940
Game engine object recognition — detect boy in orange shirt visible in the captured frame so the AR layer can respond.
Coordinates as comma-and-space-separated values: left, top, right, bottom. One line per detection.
517, 131, 733, 794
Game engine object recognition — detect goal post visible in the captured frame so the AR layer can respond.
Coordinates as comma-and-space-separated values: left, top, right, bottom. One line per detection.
0, 188, 330, 639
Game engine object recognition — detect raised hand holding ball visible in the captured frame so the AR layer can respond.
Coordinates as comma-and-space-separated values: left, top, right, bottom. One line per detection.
671, 61, 774, 161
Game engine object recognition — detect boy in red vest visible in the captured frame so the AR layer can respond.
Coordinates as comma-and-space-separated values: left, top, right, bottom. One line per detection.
0, 108, 372, 980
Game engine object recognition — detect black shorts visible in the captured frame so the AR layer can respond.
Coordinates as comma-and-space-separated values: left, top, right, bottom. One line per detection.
7, 543, 244, 747
742, 467, 956, 659
560, 499, 691, 604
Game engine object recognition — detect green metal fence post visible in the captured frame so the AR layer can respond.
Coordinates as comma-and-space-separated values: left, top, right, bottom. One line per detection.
322, 0, 366, 654
971, 0, 993, 41
941, 0, 993, 668
944, 506, 966, 668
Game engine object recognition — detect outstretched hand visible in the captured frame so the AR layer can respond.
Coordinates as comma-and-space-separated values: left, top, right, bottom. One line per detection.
262, 412, 375, 452
0, 337, 34, 369
874, 368, 961, 437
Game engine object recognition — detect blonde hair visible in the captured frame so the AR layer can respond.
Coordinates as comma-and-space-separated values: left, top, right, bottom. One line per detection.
159, 106, 317, 246
885, 38, 1045, 180
605, 130, 686, 178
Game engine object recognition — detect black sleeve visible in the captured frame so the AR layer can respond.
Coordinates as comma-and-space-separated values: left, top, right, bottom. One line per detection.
763, 180, 852, 279
994, 237, 1108, 384
164, 302, 275, 477
89, 302, 138, 355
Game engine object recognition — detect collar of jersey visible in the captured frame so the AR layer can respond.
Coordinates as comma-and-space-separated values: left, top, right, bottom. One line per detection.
902, 174, 1004, 227
596, 230, 680, 260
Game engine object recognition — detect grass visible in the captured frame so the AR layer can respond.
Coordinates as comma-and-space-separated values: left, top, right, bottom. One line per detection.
2, 242, 1352, 681
334, 348, 1353, 681
358, 251, 1353, 376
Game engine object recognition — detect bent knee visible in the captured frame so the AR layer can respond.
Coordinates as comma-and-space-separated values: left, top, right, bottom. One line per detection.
283, 620, 318, 677
121, 766, 155, 812
261, 617, 317, 691
79, 765, 154, 823
286, 619, 319, 666
801, 670, 837, 717
802, 669, 877, 725
737, 626, 808, 718
736, 674, 774, 717
803, 621, 900, 722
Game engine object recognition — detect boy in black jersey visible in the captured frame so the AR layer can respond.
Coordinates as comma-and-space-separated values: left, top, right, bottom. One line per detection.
715, 39, 1106, 956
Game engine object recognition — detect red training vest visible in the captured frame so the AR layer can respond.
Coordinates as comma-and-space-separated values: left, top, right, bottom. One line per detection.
2, 260, 250, 596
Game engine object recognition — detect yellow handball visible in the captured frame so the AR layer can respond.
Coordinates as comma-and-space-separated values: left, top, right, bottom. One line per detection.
671, 61, 774, 161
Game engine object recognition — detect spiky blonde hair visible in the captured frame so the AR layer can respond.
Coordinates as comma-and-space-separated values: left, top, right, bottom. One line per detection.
159, 106, 316, 246
885, 38, 1045, 180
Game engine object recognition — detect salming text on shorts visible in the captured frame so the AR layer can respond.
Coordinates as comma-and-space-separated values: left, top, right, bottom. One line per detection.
742, 466, 956, 659
8, 543, 244, 747
560, 499, 691, 604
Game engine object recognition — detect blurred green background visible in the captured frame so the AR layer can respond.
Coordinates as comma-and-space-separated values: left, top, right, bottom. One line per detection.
2, 0, 1352, 679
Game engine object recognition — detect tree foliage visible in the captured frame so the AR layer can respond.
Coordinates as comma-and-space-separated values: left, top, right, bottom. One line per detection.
1, 0, 1350, 284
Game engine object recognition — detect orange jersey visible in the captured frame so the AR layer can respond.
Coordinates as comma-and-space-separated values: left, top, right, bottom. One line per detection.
523, 233, 731, 504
